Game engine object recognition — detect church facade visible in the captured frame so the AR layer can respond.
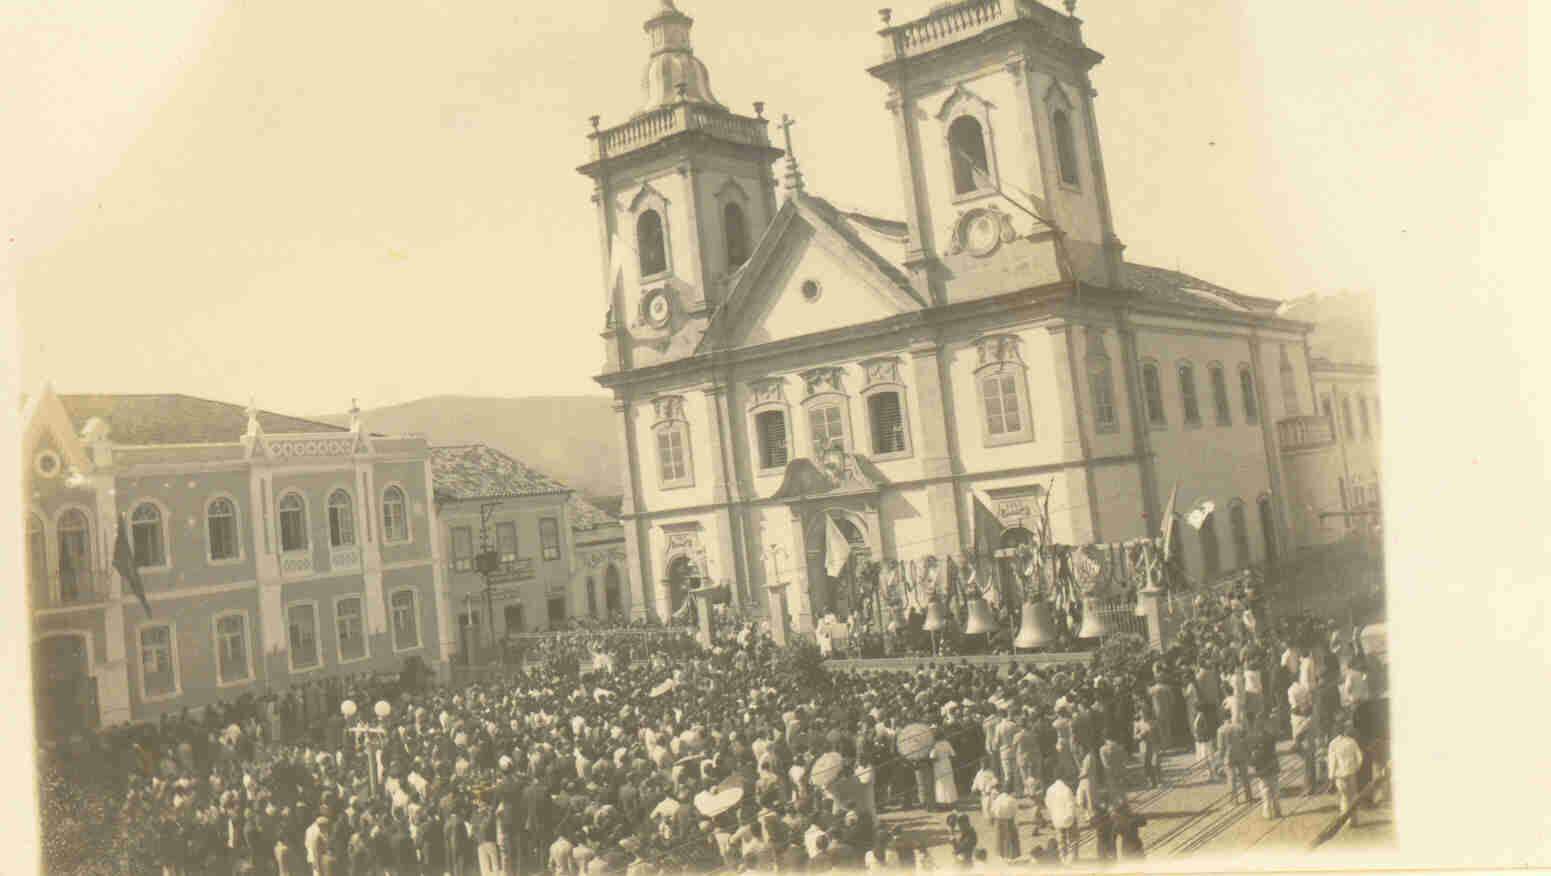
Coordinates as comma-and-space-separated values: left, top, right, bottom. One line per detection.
583, 1, 1355, 633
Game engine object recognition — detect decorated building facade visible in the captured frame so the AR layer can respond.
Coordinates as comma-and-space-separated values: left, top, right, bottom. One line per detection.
583, 1, 1379, 634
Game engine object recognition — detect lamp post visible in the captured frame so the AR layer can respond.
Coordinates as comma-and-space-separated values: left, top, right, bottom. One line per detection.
344, 699, 391, 791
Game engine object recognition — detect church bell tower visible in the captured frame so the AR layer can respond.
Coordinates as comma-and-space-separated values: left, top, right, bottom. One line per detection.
867, 0, 1126, 304
579, 0, 785, 374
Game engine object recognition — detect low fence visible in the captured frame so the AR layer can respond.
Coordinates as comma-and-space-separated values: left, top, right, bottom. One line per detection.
826, 651, 1091, 675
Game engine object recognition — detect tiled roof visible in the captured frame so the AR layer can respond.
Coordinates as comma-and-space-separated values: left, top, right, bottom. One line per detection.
58, 393, 346, 446
569, 494, 618, 532
429, 444, 571, 502
1121, 263, 1284, 315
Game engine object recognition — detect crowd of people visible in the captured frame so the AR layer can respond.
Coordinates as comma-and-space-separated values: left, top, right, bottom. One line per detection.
35, 572, 1386, 875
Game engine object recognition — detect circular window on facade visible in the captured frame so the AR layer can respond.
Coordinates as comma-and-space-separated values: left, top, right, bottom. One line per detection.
34, 449, 61, 479
801, 279, 822, 302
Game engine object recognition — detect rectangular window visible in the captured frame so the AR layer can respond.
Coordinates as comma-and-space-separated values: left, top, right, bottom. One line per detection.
287, 603, 320, 670
140, 625, 176, 698
755, 410, 788, 470
548, 596, 567, 627
1088, 359, 1116, 430
496, 522, 518, 565
1179, 365, 1201, 425
657, 428, 688, 484
982, 373, 1022, 436
216, 614, 251, 685
504, 604, 525, 635
539, 518, 561, 561
391, 590, 420, 650
451, 526, 474, 571
868, 391, 907, 455
336, 597, 366, 662
208, 503, 239, 562
1210, 366, 1232, 426
809, 403, 847, 453
1142, 364, 1166, 425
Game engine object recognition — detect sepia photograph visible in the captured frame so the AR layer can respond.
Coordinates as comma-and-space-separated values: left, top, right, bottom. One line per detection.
4, 0, 1538, 873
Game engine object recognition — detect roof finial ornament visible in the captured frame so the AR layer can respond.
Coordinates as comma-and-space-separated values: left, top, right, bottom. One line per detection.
879, 9, 893, 27
660, 0, 677, 9
780, 114, 804, 198
349, 398, 363, 433
245, 397, 261, 438
1063, 0, 1078, 16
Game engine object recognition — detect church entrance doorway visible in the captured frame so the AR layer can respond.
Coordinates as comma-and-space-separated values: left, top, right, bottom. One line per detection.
33, 634, 95, 741
665, 555, 700, 621
804, 511, 870, 622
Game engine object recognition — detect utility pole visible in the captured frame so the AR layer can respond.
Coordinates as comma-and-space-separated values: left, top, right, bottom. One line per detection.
475, 502, 502, 659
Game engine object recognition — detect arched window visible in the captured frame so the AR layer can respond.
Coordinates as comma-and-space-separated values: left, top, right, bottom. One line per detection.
1209, 363, 1232, 426
948, 116, 991, 196
131, 502, 167, 568
1141, 361, 1166, 426
1178, 362, 1202, 425
207, 497, 240, 562
57, 510, 90, 602
604, 565, 622, 617
1279, 346, 1300, 415
381, 486, 408, 543
724, 202, 750, 270
1052, 109, 1081, 186
755, 409, 789, 470
1199, 512, 1221, 580
1087, 336, 1116, 431
1229, 502, 1252, 568
327, 489, 356, 548
27, 513, 47, 589
1239, 365, 1260, 424
278, 493, 308, 553
637, 209, 667, 277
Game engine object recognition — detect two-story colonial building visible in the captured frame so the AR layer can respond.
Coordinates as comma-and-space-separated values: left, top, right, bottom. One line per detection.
429, 444, 629, 660
581, 1, 1376, 634
23, 388, 446, 739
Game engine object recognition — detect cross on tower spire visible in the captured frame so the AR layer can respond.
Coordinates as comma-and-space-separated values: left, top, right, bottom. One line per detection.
780, 114, 804, 198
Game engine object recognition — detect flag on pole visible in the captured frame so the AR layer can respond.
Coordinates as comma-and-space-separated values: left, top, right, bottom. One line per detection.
1158, 483, 1179, 559
824, 515, 850, 578
114, 514, 152, 616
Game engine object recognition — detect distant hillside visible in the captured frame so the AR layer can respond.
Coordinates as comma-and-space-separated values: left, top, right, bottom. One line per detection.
1278, 290, 1379, 366
315, 396, 620, 499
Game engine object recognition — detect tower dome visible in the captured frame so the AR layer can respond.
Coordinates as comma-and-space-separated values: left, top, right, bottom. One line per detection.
638, 0, 721, 114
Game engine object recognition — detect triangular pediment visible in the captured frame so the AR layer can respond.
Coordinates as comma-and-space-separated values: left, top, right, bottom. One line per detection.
700, 195, 925, 353
22, 385, 94, 476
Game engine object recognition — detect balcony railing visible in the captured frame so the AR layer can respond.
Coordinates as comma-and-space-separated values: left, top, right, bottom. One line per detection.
330, 545, 362, 573
280, 551, 315, 578
592, 104, 772, 161
36, 568, 110, 610
1277, 415, 1336, 453
879, 0, 1081, 62
450, 558, 535, 584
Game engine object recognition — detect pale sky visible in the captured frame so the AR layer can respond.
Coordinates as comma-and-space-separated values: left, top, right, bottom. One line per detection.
4, 0, 1525, 414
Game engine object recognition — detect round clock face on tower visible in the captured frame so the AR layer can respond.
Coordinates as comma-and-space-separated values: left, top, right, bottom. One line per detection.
963, 211, 1002, 257
643, 289, 672, 328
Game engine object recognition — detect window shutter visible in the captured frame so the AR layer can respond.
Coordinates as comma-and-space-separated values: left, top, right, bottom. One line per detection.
869, 392, 905, 454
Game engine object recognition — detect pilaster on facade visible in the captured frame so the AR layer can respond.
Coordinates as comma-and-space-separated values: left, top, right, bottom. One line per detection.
421, 459, 456, 670
358, 460, 389, 641
90, 470, 131, 726
614, 398, 654, 621
1247, 331, 1297, 560
908, 341, 966, 552
1049, 322, 1102, 542
1114, 309, 1162, 536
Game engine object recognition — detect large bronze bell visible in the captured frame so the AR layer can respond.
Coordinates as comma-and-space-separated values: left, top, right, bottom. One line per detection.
963, 596, 998, 635
1014, 600, 1056, 649
1076, 595, 1112, 639
921, 598, 946, 632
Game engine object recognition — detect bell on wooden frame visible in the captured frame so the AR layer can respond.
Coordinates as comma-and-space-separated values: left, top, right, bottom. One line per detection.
1014, 600, 1056, 649
921, 598, 946, 632
1076, 595, 1112, 639
963, 596, 998, 636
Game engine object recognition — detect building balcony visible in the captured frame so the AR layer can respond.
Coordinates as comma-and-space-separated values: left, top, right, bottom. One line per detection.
1277, 415, 1336, 453
330, 545, 362, 573
280, 551, 315, 578
36, 569, 111, 611
448, 558, 535, 584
